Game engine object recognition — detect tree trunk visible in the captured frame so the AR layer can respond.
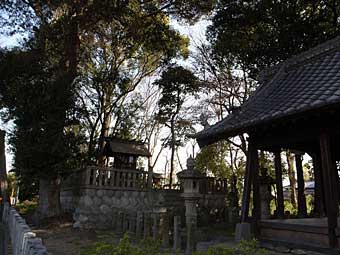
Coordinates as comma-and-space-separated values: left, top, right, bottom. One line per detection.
38, 178, 61, 219
286, 151, 297, 208
169, 120, 176, 189
0, 130, 8, 207
98, 109, 112, 166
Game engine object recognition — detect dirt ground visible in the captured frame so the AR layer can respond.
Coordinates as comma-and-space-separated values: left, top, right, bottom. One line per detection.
29, 216, 122, 255
29, 219, 290, 255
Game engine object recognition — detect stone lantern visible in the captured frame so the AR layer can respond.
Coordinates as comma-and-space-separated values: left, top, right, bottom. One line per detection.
177, 156, 205, 255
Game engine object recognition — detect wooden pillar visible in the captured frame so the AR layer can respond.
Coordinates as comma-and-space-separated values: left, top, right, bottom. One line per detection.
252, 149, 261, 225
295, 154, 307, 218
240, 140, 258, 223
274, 151, 284, 219
319, 130, 338, 248
147, 157, 153, 190
312, 154, 324, 217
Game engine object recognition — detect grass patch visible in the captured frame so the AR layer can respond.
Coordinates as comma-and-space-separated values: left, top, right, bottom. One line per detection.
80, 234, 268, 255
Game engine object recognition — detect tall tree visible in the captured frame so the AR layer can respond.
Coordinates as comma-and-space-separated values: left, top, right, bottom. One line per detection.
76, 12, 189, 164
155, 66, 199, 188
0, 43, 86, 217
208, 0, 340, 78
0, 0, 212, 217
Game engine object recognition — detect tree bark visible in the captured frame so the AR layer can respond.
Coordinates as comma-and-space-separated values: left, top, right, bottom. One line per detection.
295, 154, 307, 217
98, 108, 112, 166
286, 151, 297, 208
274, 151, 284, 218
0, 130, 8, 215
38, 178, 61, 219
169, 119, 176, 189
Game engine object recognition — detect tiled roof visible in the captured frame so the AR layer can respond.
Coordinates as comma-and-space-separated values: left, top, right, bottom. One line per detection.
103, 137, 151, 157
196, 36, 340, 146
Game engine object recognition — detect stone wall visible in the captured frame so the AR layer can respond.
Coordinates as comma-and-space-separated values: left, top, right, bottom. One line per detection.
61, 187, 229, 230
2, 203, 48, 255
61, 188, 185, 229
60, 189, 80, 213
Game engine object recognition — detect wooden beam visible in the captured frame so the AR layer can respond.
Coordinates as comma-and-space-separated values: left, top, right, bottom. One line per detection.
295, 154, 307, 218
319, 130, 338, 248
274, 151, 284, 219
312, 153, 325, 217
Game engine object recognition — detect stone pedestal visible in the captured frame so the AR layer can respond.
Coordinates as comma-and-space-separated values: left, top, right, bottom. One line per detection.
235, 222, 251, 242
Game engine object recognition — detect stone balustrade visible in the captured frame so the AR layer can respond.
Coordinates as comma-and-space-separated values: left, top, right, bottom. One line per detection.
62, 166, 228, 194
62, 166, 149, 191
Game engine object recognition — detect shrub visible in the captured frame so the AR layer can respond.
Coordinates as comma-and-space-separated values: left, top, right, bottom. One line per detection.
15, 199, 38, 216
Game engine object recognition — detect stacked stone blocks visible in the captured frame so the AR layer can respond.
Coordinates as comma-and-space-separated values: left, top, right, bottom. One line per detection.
2, 203, 48, 255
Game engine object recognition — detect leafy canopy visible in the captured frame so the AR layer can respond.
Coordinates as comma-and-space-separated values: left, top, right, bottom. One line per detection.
156, 65, 199, 124
208, 0, 340, 77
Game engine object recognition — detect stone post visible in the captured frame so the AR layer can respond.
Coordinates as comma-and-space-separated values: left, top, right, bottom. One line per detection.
117, 211, 123, 233
185, 200, 197, 254
143, 212, 151, 238
152, 213, 160, 240
173, 216, 181, 251
136, 211, 144, 237
177, 156, 204, 255
160, 212, 170, 247
122, 212, 128, 232
111, 208, 117, 230
128, 212, 136, 233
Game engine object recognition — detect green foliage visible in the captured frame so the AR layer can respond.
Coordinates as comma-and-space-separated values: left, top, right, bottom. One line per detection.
0, 46, 87, 179
194, 240, 268, 255
6, 172, 17, 197
195, 142, 231, 178
156, 66, 199, 124
155, 65, 199, 185
208, 0, 340, 78
15, 199, 38, 216
306, 194, 314, 215
81, 234, 267, 255
80, 234, 170, 255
